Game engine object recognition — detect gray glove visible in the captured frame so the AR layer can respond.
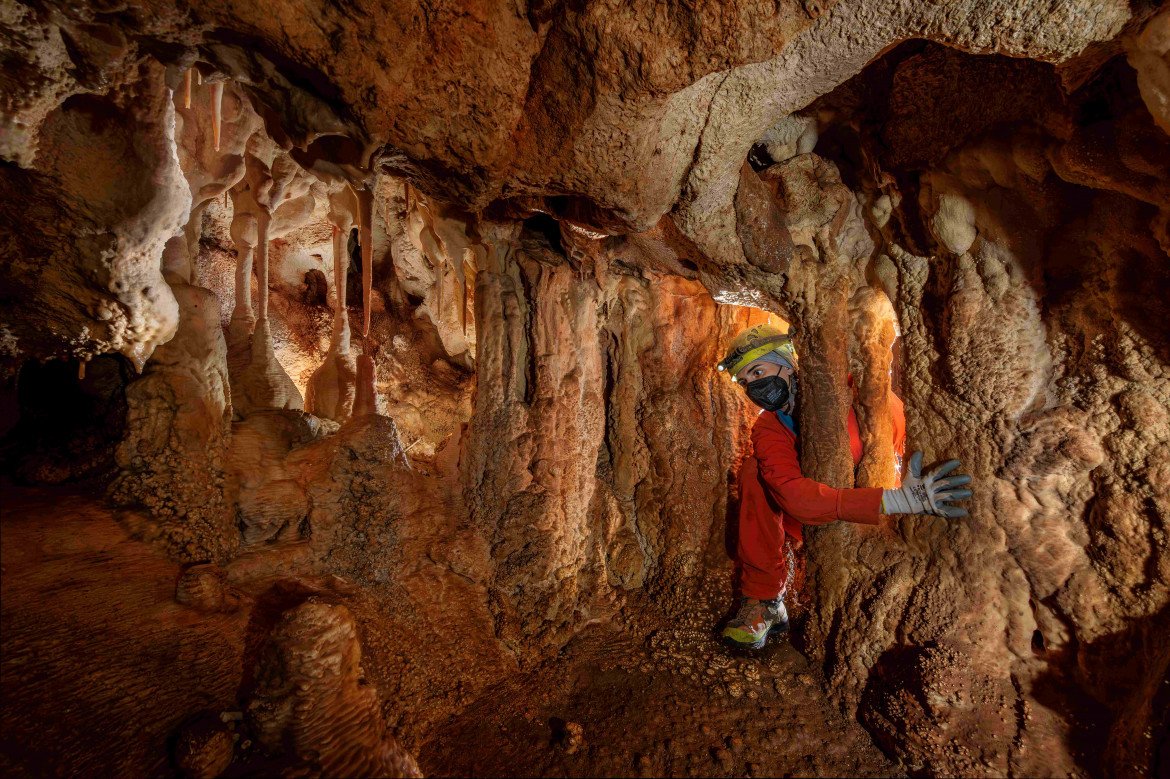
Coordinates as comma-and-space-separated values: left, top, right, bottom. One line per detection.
881, 451, 972, 517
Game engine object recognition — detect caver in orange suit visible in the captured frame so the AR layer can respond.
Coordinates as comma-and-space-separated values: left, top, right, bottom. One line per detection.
736, 392, 906, 601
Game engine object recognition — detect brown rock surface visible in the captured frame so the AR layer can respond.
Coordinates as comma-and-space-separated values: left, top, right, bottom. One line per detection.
0, 494, 251, 778
111, 282, 235, 563
246, 599, 421, 778
0, 60, 186, 368
2, 2, 1169, 778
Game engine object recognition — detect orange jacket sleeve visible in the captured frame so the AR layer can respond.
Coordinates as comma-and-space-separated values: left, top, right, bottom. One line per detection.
750, 416, 883, 525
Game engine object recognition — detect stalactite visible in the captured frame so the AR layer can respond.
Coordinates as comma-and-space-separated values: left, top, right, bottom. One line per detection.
352, 185, 374, 338
211, 81, 224, 152
849, 286, 898, 488
184, 69, 192, 110
231, 212, 257, 319
255, 210, 270, 320
77, 359, 86, 380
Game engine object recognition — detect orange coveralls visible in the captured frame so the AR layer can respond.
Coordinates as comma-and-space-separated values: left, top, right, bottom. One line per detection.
737, 392, 906, 600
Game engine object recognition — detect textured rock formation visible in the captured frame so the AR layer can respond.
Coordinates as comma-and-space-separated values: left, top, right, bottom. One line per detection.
2, 1, 1169, 778
111, 282, 235, 563
787, 41, 1170, 779
464, 224, 609, 652
172, 713, 236, 779
0, 60, 185, 369
0, 496, 251, 778
1126, 8, 1170, 134
465, 220, 769, 652
247, 599, 421, 778
401, 184, 479, 367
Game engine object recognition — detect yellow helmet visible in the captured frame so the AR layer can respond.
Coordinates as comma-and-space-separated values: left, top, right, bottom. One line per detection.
717, 324, 796, 382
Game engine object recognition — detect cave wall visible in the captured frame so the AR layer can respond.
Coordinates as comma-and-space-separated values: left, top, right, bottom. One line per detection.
790, 39, 1170, 779
1, 1, 1169, 778
464, 220, 771, 655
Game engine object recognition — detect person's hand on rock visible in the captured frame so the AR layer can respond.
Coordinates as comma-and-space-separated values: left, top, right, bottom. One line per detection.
881, 451, 973, 517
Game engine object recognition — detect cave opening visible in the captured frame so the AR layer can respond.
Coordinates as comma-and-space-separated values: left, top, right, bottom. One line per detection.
0, 355, 133, 486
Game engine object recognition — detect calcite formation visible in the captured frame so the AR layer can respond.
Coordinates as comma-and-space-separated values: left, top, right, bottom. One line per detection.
1, 2, 1168, 779
0, 60, 186, 369
247, 599, 421, 778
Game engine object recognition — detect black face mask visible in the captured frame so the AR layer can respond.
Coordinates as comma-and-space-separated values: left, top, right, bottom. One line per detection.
744, 374, 795, 412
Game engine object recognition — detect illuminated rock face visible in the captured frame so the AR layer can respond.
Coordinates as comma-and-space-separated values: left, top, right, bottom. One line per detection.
1, 3, 1168, 779
0, 60, 186, 370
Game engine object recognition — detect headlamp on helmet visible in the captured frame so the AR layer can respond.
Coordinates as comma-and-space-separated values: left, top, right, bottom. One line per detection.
717, 326, 795, 382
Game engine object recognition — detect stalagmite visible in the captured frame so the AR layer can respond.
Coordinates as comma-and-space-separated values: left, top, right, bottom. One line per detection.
794, 280, 853, 491
184, 69, 192, 109
305, 187, 359, 422
230, 212, 257, 319
352, 351, 379, 417
225, 205, 257, 385
211, 81, 224, 152
255, 211, 270, 320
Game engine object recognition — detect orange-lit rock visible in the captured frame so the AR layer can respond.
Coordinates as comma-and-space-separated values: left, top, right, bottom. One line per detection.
1, 3, 1168, 779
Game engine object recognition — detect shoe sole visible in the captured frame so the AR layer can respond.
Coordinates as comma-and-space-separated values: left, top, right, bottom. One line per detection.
721, 619, 789, 651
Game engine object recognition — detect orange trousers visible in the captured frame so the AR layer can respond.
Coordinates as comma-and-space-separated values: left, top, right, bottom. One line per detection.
737, 454, 807, 600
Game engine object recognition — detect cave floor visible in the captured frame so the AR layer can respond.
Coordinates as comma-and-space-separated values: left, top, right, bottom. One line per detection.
1, 486, 898, 778
418, 575, 899, 778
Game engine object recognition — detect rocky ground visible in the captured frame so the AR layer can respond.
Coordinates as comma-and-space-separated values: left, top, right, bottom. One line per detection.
2, 485, 891, 779
420, 577, 896, 778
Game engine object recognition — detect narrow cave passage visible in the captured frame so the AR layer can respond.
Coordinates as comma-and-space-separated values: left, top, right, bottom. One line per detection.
2, 4, 1170, 779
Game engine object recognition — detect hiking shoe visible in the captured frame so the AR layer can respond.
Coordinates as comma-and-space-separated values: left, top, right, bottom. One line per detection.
721, 597, 789, 650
